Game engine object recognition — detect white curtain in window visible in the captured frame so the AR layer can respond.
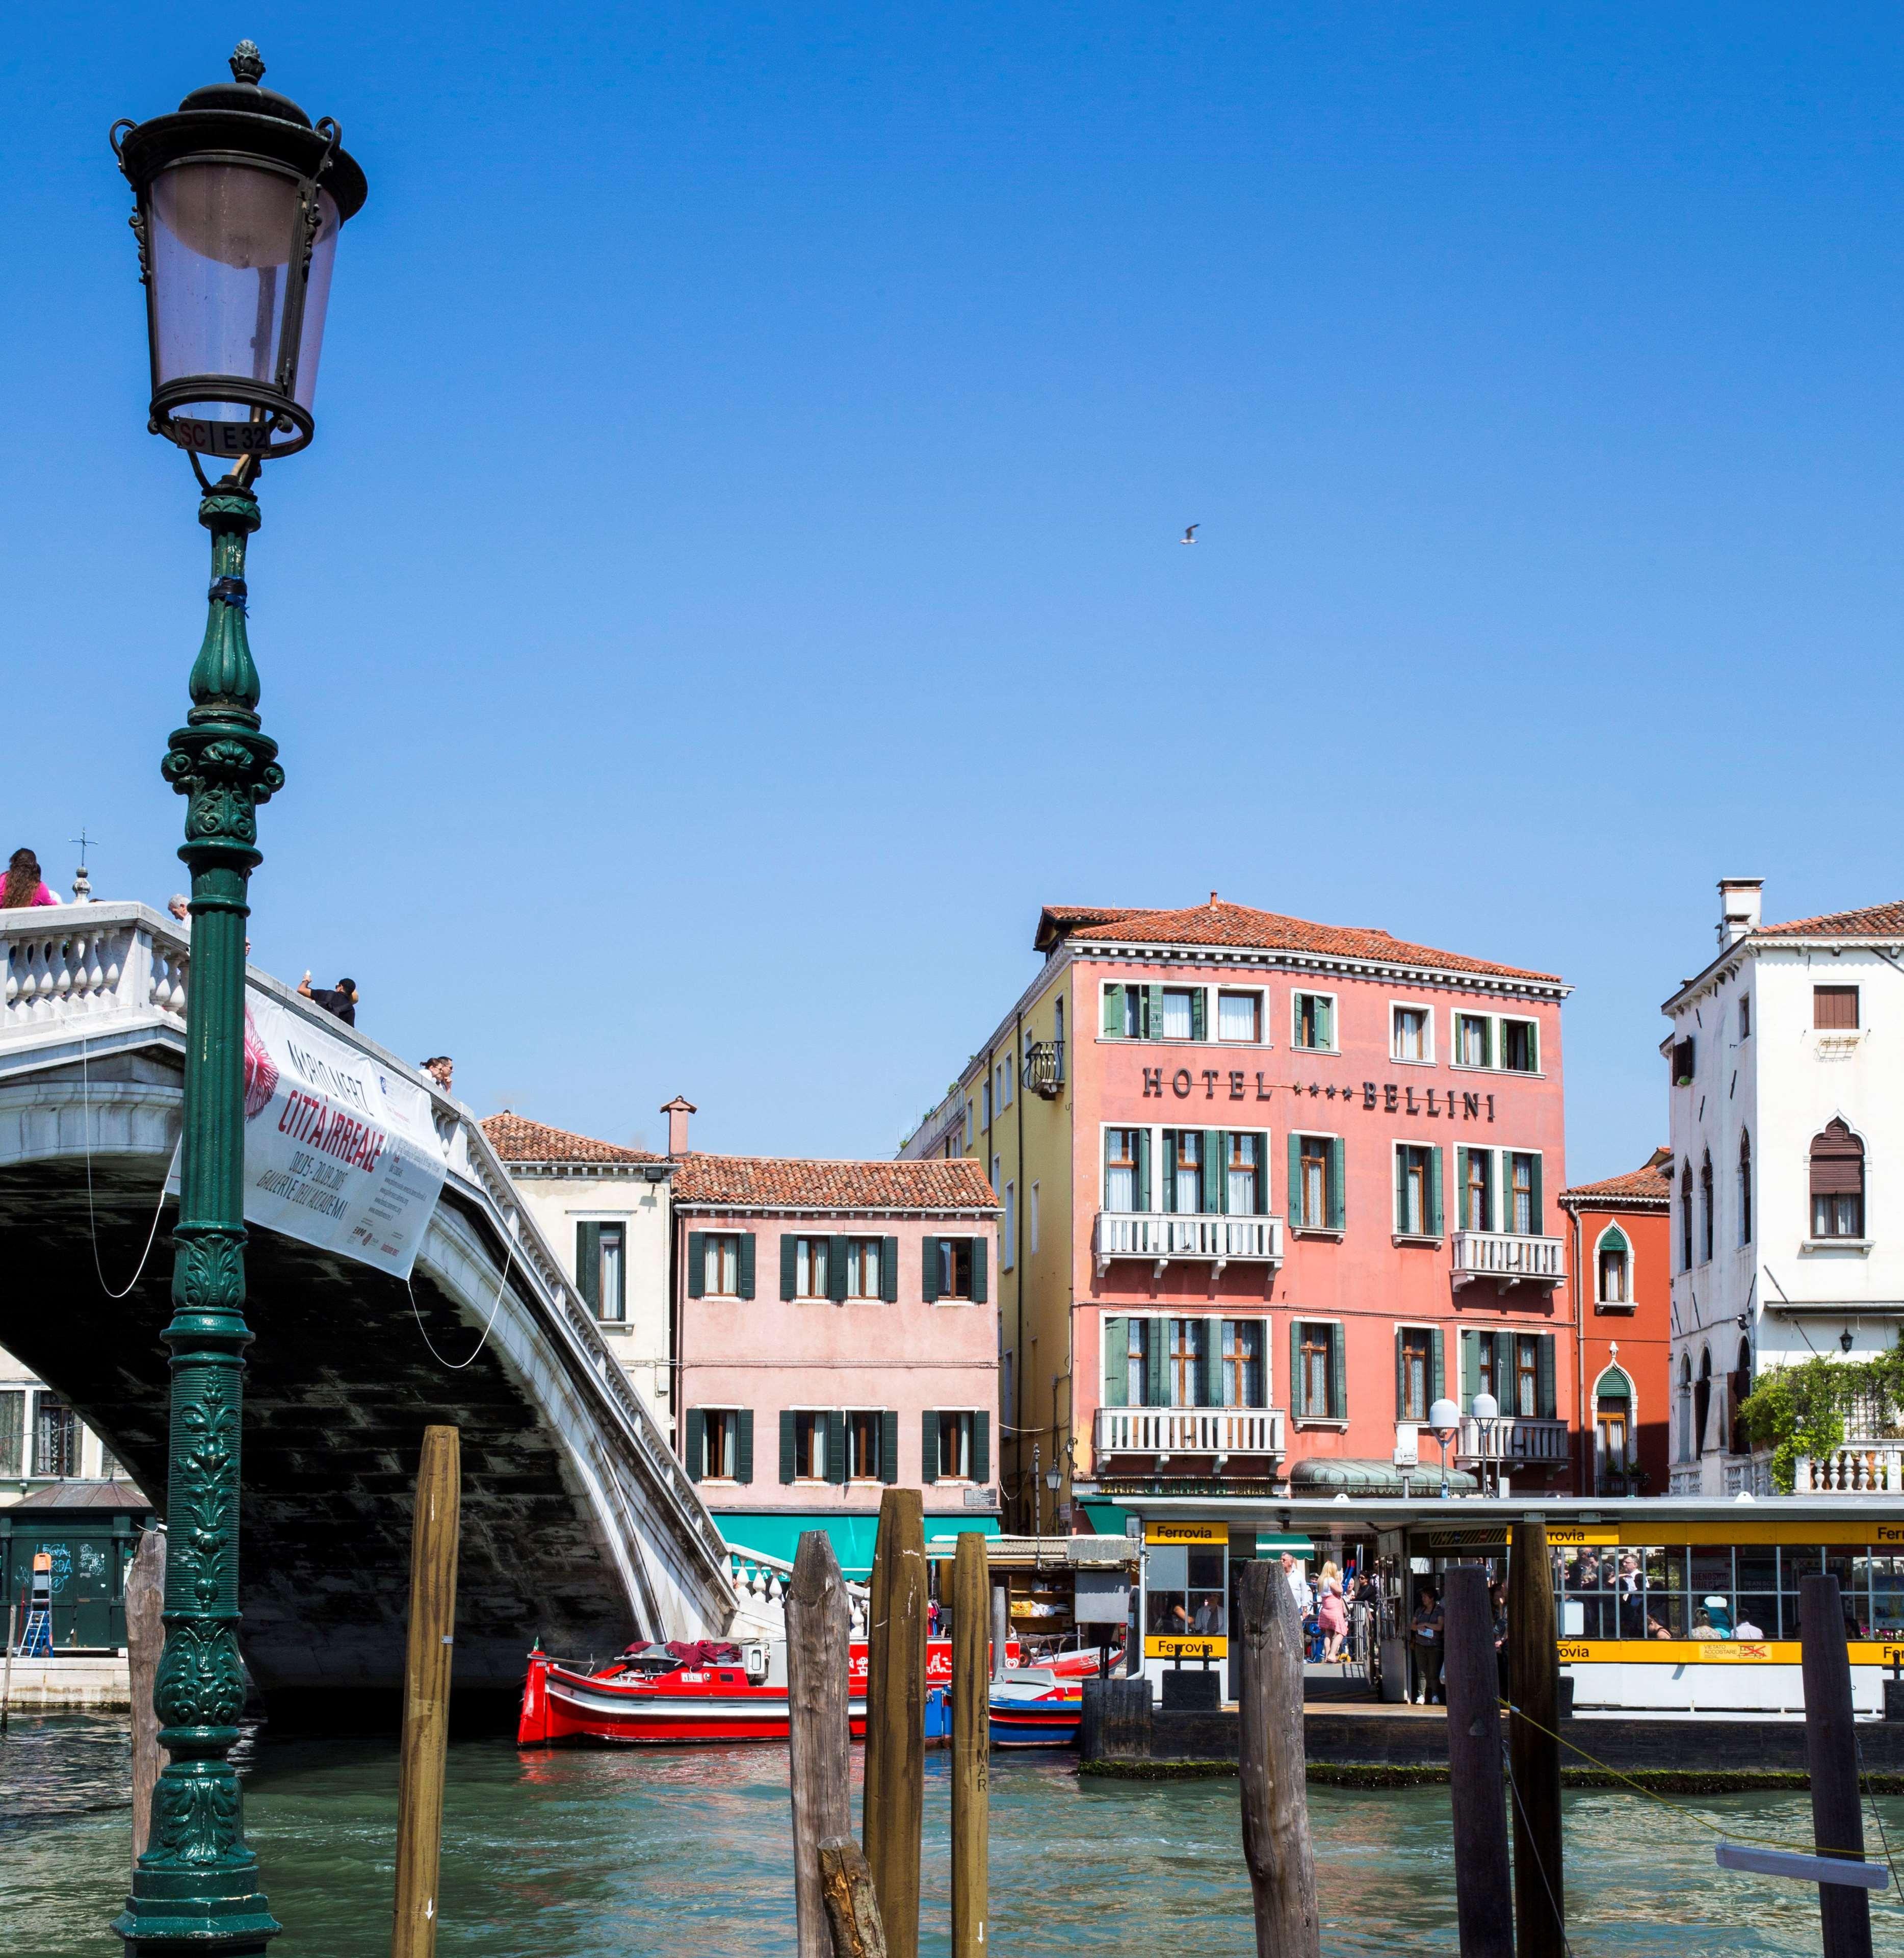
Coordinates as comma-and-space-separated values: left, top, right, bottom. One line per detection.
1218, 993, 1256, 1041
1174, 1132, 1201, 1213
1228, 1135, 1257, 1215
1105, 1157, 1135, 1211
1161, 991, 1193, 1040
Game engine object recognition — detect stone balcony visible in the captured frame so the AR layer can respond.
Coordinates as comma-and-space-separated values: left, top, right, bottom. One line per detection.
1094, 1406, 1287, 1460
1450, 1228, 1566, 1290
1093, 1210, 1284, 1279
1457, 1414, 1569, 1465
1795, 1442, 1904, 1493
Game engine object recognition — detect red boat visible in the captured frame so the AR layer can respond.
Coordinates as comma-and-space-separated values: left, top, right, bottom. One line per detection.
517, 1634, 1110, 1746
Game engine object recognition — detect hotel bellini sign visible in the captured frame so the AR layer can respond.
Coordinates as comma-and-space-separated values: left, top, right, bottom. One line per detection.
1137, 1065, 1500, 1123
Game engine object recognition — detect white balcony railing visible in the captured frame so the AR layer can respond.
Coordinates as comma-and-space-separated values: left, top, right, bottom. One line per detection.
1094, 1407, 1287, 1458
1795, 1444, 1904, 1493
1450, 1229, 1566, 1287
1458, 1415, 1569, 1464
1093, 1210, 1284, 1276
0, 901, 189, 1044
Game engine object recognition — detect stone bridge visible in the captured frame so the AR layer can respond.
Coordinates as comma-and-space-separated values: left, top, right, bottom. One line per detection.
0, 901, 739, 1710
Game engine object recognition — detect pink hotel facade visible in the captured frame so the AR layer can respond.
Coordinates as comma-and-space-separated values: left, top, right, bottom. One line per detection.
901, 897, 1576, 1530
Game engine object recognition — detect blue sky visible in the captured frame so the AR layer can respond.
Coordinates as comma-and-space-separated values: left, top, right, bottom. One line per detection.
8, 6, 1904, 1176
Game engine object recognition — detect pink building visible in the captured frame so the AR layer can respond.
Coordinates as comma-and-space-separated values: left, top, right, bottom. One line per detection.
672, 1147, 1001, 1576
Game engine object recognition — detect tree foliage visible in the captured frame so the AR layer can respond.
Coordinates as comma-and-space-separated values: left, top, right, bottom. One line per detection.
1736, 1342, 1904, 1492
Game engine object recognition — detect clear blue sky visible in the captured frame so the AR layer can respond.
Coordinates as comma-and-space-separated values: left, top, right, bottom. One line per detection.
9, 6, 1903, 1177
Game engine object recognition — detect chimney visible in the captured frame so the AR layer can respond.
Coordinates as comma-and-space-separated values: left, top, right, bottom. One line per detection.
1717, 878, 1764, 948
660, 1094, 696, 1156
420, 1056, 453, 1094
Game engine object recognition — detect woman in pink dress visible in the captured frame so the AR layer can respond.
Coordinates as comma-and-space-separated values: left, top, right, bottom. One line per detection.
1318, 1559, 1349, 1663
2, 849, 58, 909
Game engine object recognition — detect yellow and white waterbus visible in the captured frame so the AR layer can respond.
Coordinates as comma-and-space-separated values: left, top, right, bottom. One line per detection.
1114, 1493, 1904, 1715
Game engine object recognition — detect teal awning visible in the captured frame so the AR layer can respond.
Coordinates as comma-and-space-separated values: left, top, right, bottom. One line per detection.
715, 1511, 999, 1582
1081, 1501, 1136, 1537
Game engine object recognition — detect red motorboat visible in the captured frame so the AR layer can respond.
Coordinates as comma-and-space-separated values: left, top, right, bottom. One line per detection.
517, 1632, 1113, 1746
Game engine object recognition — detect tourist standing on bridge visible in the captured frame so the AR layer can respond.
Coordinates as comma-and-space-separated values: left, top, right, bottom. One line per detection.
2, 849, 58, 908
299, 972, 359, 1025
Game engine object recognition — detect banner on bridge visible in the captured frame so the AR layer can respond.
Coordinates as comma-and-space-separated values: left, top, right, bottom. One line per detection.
175, 993, 449, 1278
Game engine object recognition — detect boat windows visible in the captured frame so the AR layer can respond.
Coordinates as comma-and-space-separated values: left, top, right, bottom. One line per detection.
1144, 1544, 1227, 1639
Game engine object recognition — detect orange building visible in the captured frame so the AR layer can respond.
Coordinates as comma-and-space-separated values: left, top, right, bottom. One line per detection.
1558, 1150, 1672, 1497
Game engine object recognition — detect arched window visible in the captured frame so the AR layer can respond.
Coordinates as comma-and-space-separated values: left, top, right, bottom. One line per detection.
1693, 1348, 1713, 1459
1738, 1131, 1753, 1245
1731, 1336, 1753, 1450
1593, 1366, 1633, 1494
1595, 1225, 1631, 1305
1679, 1164, 1692, 1270
1700, 1151, 1715, 1263
1676, 1353, 1693, 1463
1810, 1119, 1865, 1240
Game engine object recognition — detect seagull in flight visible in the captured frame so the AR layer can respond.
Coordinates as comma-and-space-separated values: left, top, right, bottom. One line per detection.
1180, 523, 1198, 545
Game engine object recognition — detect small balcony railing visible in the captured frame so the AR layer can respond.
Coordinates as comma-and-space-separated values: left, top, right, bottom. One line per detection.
1450, 1229, 1566, 1288
1022, 1039, 1064, 1098
1458, 1415, 1569, 1465
1093, 1210, 1284, 1276
1094, 1407, 1287, 1458
1795, 1442, 1904, 1493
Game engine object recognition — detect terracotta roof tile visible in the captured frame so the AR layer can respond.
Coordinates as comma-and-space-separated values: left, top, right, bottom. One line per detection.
481, 1112, 664, 1166
1039, 897, 1562, 984
1560, 1152, 1673, 1206
673, 1153, 999, 1212
1757, 899, 1904, 939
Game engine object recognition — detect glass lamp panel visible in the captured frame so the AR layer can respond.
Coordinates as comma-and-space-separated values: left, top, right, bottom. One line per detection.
292, 190, 340, 410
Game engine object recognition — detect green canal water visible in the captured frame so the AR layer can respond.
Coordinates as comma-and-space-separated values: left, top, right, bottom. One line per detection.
7, 1713, 1904, 1955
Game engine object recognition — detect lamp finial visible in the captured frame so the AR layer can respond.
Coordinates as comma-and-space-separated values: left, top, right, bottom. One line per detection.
230, 40, 266, 86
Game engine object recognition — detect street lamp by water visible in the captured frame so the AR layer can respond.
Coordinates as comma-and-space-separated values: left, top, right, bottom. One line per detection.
1472, 1392, 1500, 1499
109, 43, 364, 1958
1428, 1397, 1459, 1499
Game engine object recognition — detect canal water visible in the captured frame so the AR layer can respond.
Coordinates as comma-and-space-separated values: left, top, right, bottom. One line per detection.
7, 1712, 1904, 1955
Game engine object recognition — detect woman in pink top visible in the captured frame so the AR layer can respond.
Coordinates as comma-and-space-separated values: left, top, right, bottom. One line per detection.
1318, 1559, 1349, 1663
2, 849, 58, 909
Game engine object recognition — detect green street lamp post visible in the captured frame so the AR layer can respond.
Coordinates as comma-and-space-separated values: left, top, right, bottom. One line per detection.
109, 43, 365, 1956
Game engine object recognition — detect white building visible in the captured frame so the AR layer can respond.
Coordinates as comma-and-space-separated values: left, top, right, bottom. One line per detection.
480, 1101, 686, 1428
0, 1347, 124, 1504
1664, 880, 1904, 1493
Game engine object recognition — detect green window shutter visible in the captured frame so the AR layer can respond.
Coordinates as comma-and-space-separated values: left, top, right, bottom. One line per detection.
1394, 1327, 1406, 1420
1529, 1155, 1544, 1236
1145, 985, 1165, 1039
1525, 1022, 1537, 1071
1136, 1126, 1152, 1212
736, 1410, 754, 1485
825, 1411, 847, 1485
685, 1407, 706, 1481
880, 1409, 899, 1484
1428, 1148, 1444, 1237
1201, 1317, 1222, 1409
1290, 1321, 1303, 1418
1431, 1327, 1445, 1406
881, 1236, 899, 1303
575, 1222, 601, 1311
687, 1231, 706, 1298
1102, 984, 1123, 1037
1145, 1319, 1165, 1409
1328, 1323, 1346, 1420
1537, 1335, 1556, 1420
1256, 1139, 1269, 1216
1190, 989, 1207, 1042
1287, 1134, 1305, 1225
1394, 1148, 1409, 1233
828, 1235, 849, 1303
779, 1411, 796, 1485
1454, 1149, 1469, 1230
1159, 1130, 1175, 1210
737, 1232, 756, 1300
971, 1238, 988, 1304
921, 1410, 940, 1484
1204, 1131, 1224, 1214
973, 1411, 991, 1484
1326, 1138, 1345, 1230
922, 1239, 941, 1303
1317, 996, 1333, 1047
780, 1233, 798, 1301
1102, 1317, 1128, 1407
1495, 1332, 1516, 1411
1461, 1330, 1478, 1413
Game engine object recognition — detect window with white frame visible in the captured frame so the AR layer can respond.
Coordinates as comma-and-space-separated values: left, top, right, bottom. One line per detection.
1002, 1183, 1016, 1269
699, 1408, 741, 1480
1168, 1130, 1202, 1214
1454, 1013, 1492, 1068
997, 1057, 1012, 1110
1505, 1152, 1540, 1235
1029, 1180, 1040, 1253
1292, 992, 1335, 1051
703, 1233, 741, 1297
1223, 1320, 1268, 1407
981, 1078, 993, 1126
1104, 1128, 1143, 1212
1394, 1145, 1441, 1237
1500, 1018, 1538, 1073
1217, 990, 1262, 1042
1294, 1321, 1344, 1420
845, 1238, 884, 1299
846, 1409, 886, 1480
1596, 1226, 1631, 1304
790, 1409, 827, 1479
1227, 1132, 1263, 1215
1158, 986, 1198, 1041
936, 1410, 976, 1480
794, 1235, 830, 1299
1392, 1006, 1430, 1063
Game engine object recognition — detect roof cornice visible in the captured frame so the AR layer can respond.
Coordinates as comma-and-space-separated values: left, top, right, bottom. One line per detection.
1662, 931, 1904, 1016
1075, 939, 1570, 1001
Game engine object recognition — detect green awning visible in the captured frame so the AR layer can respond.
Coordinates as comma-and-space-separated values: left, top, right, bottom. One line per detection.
715, 1511, 999, 1582
1081, 1501, 1137, 1537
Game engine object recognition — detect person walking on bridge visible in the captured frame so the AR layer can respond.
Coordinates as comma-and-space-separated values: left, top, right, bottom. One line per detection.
2, 849, 58, 908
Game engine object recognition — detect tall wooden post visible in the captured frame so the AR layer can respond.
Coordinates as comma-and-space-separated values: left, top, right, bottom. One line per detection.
392, 1427, 461, 1958
1802, 1574, 1874, 1958
951, 1532, 990, 1957
127, 1526, 170, 1865
863, 1487, 925, 1958
1442, 1567, 1515, 1958
1, 1601, 15, 1736
1236, 1560, 1320, 1958
1509, 1517, 1564, 1957
787, 1531, 852, 1958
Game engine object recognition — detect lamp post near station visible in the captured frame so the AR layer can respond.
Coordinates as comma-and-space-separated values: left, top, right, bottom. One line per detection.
109, 43, 365, 1956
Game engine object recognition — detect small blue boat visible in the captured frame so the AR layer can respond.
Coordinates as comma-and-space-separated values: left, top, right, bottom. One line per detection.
987, 1668, 1084, 1748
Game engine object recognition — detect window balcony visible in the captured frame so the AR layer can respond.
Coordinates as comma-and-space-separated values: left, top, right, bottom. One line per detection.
1457, 1415, 1568, 1465
1795, 1442, 1904, 1493
1094, 1406, 1287, 1459
1093, 1210, 1284, 1278
1022, 1039, 1065, 1099
1450, 1229, 1565, 1289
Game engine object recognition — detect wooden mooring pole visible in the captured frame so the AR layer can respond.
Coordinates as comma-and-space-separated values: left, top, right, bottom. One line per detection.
1, 1600, 15, 1737
126, 1526, 168, 1864
1442, 1566, 1514, 1958
951, 1531, 989, 1957
1236, 1560, 1320, 1958
1801, 1573, 1874, 1958
787, 1530, 853, 1958
392, 1426, 461, 1958
863, 1485, 925, 1958
821, 1836, 892, 1958
1508, 1516, 1564, 1957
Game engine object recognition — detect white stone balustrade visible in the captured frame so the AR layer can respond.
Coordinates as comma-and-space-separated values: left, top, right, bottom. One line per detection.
1094, 1407, 1287, 1457
1093, 1210, 1284, 1275
727, 1545, 869, 1636
1795, 1445, 1904, 1493
1450, 1229, 1566, 1286
1458, 1414, 1569, 1463
0, 902, 188, 1041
